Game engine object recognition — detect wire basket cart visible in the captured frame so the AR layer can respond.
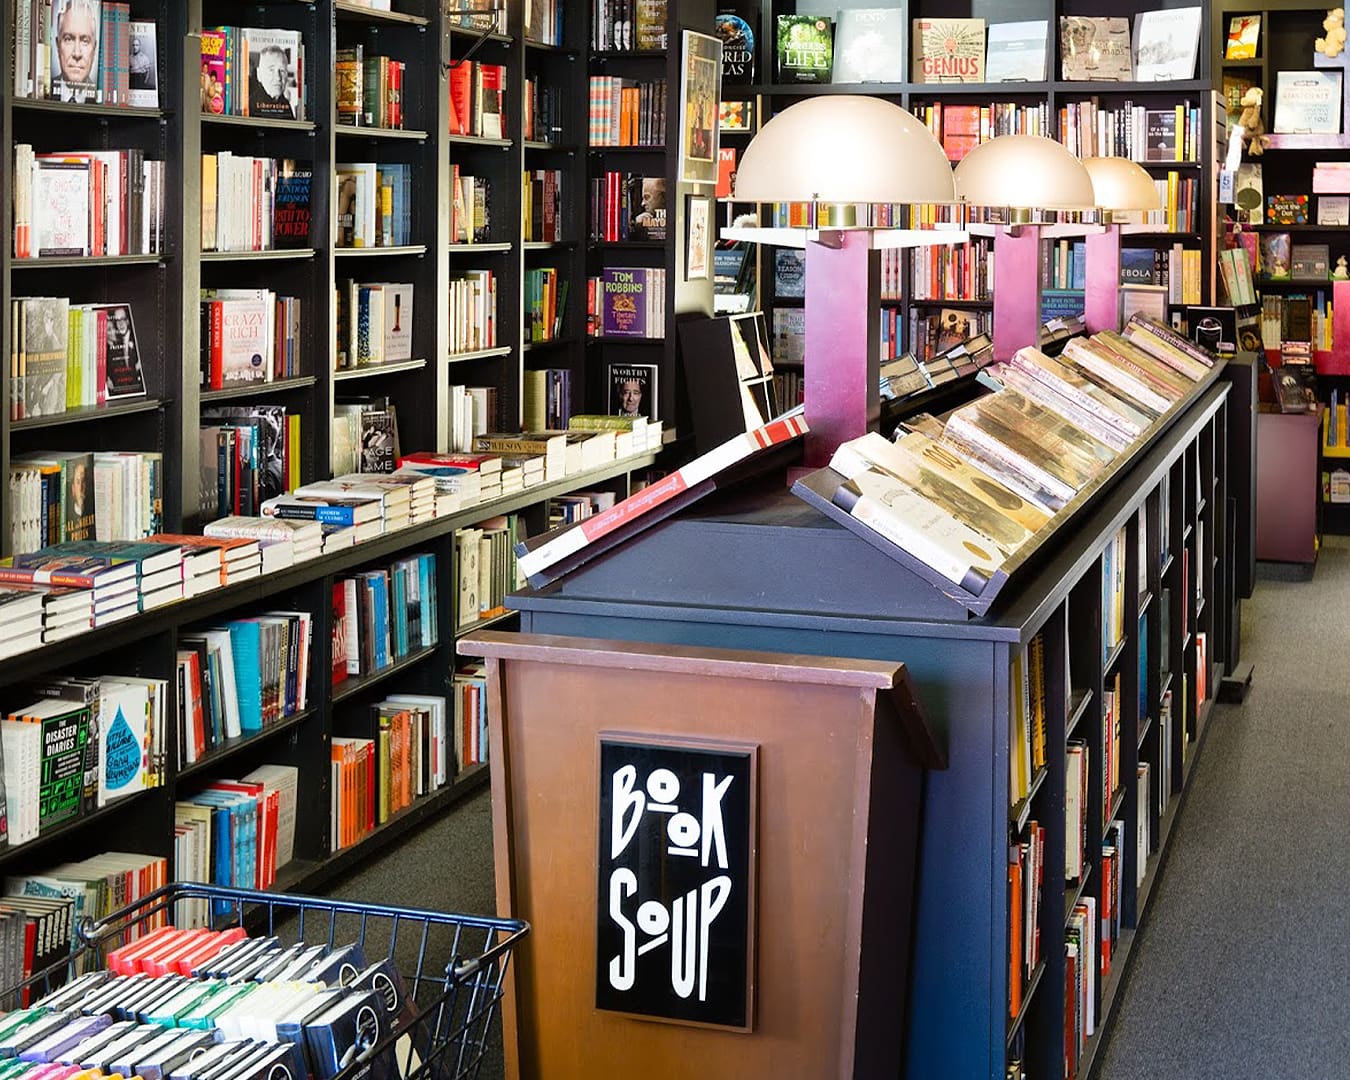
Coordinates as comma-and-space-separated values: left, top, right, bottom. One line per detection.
11, 881, 528, 1080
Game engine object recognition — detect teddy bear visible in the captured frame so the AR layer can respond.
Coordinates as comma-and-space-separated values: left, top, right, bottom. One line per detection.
1237, 86, 1270, 157
1317, 7, 1346, 58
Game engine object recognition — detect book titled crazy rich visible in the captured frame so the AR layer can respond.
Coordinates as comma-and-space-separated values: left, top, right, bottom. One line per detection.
775, 15, 834, 84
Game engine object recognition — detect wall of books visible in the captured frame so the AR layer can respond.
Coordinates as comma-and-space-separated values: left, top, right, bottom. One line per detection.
714, 0, 1222, 408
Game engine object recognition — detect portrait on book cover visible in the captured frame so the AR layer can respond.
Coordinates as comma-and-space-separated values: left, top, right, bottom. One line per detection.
609, 363, 658, 420
678, 30, 722, 185
103, 305, 147, 400
49, 0, 100, 104
247, 34, 300, 120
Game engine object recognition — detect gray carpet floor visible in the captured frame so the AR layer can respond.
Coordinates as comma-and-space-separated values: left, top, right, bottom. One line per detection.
318, 539, 1340, 1080
1096, 537, 1350, 1079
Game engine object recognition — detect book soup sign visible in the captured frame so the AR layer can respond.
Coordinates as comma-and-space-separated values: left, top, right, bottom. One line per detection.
596, 735, 757, 1029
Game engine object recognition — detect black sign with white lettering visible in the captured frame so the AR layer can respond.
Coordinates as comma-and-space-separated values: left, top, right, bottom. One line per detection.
595, 735, 756, 1029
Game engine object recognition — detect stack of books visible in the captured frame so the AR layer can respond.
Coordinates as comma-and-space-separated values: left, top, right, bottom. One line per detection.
0, 553, 141, 626
202, 517, 322, 572
147, 534, 261, 591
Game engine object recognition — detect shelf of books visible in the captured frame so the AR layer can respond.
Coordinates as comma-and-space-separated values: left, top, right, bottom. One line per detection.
716, 0, 1220, 386
512, 319, 1241, 1080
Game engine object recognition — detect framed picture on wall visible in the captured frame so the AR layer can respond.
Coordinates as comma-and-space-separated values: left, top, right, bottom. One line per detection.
686, 195, 711, 280
678, 30, 722, 185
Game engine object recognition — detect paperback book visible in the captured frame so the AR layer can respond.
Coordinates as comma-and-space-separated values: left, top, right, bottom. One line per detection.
1059, 17, 1131, 81
832, 8, 904, 84
1274, 70, 1343, 134
775, 15, 833, 84
1132, 6, 1201, 82
912, 18, 985, 83
985, 20, 1049, 83
715, 6, 755, 84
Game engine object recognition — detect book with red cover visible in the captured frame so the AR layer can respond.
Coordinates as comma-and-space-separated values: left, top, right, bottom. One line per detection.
515, 412, 808, 585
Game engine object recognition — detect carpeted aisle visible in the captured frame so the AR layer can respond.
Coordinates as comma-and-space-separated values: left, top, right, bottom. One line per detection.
1096, 536, 1350, 1079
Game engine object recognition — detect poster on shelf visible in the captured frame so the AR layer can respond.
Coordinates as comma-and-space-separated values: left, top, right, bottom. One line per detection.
678, 30, 722, 186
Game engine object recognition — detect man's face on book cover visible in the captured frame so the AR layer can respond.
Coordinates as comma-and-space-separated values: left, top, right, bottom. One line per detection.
58, 2, 97, 85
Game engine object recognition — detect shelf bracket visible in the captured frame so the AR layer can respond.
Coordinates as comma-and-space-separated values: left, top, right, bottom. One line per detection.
444, 7, 503, 70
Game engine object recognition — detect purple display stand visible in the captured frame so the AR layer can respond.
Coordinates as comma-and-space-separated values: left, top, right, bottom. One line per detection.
803, 232, 880, 467
1255, 409, 1323, 566
1084, 226, 1123, 335
992, 226, 1043, 361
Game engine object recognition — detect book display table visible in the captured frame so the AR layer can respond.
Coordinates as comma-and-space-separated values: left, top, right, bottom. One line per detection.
508, 364, 1252, 1079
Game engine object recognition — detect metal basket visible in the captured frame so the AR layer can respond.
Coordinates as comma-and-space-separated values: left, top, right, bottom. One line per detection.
12, 881, 527, 1080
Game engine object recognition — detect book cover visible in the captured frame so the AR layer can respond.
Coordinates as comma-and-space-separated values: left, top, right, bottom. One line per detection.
715, 7, 755, 85
273, 162, 313, 249
716, 147, 737, 199
1059, 17, 1131, 81
772, 307, 805, 365
776, 15, 834, 84
127, 20, 156, 108
1119, 247, 1159, 285
1132, 6, 1201, 81
1234, 162, 1263, 224
1144, 109, 1177, 161
600, 268, 650, 337
216, 296, 271, 384
1274, 70, 1343, 133
242, 27, 301, 120
21, 297, 69, 418
1273, 363, 1318, 414
1226, 14, 1260, 59
985, 20, 1049, 83
625, 174, 666, 240
49, 0, 101, 103
912, 18, 985, 83
359, 411, 398, 473
608, 363, 658, 420
719, 99, 753, 131
833, 8, 905, 84
774, 249, 805, 298
1223, 73, 1257, 133
381, 283, 414, 361
200, 31, 226, 113
1266, 194, 1309, 225
97, 304, 146, 399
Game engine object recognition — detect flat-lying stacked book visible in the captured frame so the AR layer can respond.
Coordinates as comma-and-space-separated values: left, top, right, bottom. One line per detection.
0, 553, 140, 624
147, 534, 261, 591
795, 315, 1214, 596
203, 516, 322, 572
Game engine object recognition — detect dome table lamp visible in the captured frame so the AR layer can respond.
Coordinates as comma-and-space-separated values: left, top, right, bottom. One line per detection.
1081, 156, 1164, 335
953, 135, 1098, 361
722, 95, 965, 468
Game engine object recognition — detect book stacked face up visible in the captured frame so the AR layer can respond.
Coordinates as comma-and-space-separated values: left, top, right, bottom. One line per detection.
203, 517, 322, 574
396, 451, 504, 511
148, 534, 261, 591
813, 315, 1214, 594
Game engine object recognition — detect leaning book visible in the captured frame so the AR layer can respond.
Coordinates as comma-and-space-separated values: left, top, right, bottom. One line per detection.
912, 18, 985, 83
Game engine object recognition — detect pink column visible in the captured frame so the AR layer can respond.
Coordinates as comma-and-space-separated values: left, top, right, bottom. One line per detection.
803, 231, 880, 468
1084, 226, 1123, 335
992, 225, 1043, 362
1332, 279, 1350, 373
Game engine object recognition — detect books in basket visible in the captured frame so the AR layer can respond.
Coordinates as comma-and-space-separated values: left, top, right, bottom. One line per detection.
516, 412, 808, 584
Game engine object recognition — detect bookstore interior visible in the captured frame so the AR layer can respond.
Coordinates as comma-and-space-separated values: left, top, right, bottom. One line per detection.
0, 0, 1344, 1076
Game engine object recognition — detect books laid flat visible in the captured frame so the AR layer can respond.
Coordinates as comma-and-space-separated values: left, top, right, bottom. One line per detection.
516, 412, 808, 584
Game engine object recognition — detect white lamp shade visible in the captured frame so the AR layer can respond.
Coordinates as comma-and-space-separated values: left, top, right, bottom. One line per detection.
953, 134, 1097, 211
1082, 156, 1162, 212
732, 95, 956, 205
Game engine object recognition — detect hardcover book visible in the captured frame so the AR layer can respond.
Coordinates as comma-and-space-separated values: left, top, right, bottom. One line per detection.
1274, 70, 1343, 134
1132, 7, 1201, 81
98, 303, 147, 399
49, 0, 101, 103
600, 268, 652, 337
241, 27, 301, 120
1233, 163, 1263, 225
985, 20, 1049, 83
832, 8, 905, 84
715, 6, 756, 85
718, 99, 753, 131
774, 249, 805, 298
1059, 17, 1131, 81
1291, 243, 1330, 281
273, 162, 313, 249
912, 18, 985, 83
128, 21, 157, 108
1144, 110, 1177, 161
20, 297, 69, 418
1266, 194, 1309, 225
775, 15, 834, 84
608, 362, 658, 419
1223, 73, 1257, 134
1319, 195, 1350, 226
1226, 14, 1260, 60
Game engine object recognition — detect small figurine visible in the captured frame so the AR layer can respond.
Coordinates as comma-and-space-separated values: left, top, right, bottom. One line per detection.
1237, 86, 1270, 157
1317, 8, 1347, 58
1334, 255, 1348, 280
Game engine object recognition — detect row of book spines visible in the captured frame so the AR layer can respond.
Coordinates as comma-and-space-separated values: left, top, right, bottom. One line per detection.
587, 76, 667, 147
589, 173, 666, 244
450, 167, 491, 245
333, 554, 439, 681
454, 668, 488, 769
199, 415, 302, 521
447, 384, 498, 454
909, 239, 994, 303
522, 169, 564, 244
9, 452, 162, 554
523, 79, 566, 144
1260, 293, 1334, 352
447, 59, 506, 140
524, 268, 566, 342
333, 725, 456, 850
590, 0, 669, 52
200, 296, 302, 390
201, 155, 311, 254
908, 310, 994, 365
335, 162, 411, 249
770, 201, 905, 229
453, 520, 522, 629
914, 101, 1052, 160
176, 782, 282, 894
522, 368, 571, 432
448, 272, 497, 355
373, 698, 454, 823
587, 269, 667, 340
1057, 101, 1202, 163
8, 299, 144, 421
12, 147, 164, 259
1009, 635, 1048, 809
1007, 821, 1045, 1021
334, 281, 414, 371
334, 52, 406, 130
